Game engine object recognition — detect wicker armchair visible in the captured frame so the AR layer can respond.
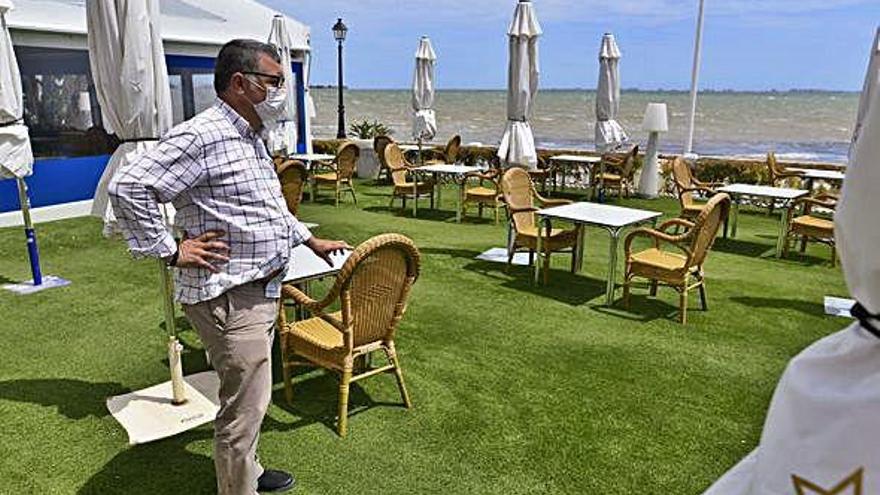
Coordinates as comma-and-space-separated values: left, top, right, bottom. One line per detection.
374, 135, 394, 183
671, 156, 724, 220
623, 193, 730, 324
425, 134, 461, 165
767, 151, 804, 187
312, 141, 359, 207
276, 159, 308, 216
279, 233, 420, 437
384, 142, 434, 211
783, 192, 837, 265
593, 145, 639, 199
500, 167, 580, 283
462, 168, 502, 224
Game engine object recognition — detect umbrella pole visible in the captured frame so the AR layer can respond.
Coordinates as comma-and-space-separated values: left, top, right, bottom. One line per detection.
418, 138, 423, 166
16, 178, 42, 286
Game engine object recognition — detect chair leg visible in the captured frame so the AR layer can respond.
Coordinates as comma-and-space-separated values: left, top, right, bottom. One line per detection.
831, 244, 837, 267
799, 235, 807, 253
282, 363, 294, 405
387, 345, 412, 409
334, 185, 340, 208
649, 280, 658, 297
623, 274, 631, 308
349, 182, 358, 205
679, 288, 688, 324
543, 250, 550, 285
337, 368, 352, 437
698, 281, 708, 311
528, 249, 534, 267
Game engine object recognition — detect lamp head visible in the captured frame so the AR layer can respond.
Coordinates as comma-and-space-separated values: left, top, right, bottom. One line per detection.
332, 18, 348, 42
642, 102, 669, 133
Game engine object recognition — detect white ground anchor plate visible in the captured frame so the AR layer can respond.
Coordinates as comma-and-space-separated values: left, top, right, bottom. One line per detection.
475, 247, 532, 266
2, 275, 71, 295
107, 371, 220, 445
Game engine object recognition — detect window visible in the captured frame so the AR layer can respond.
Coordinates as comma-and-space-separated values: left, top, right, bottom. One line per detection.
16, 46, 115, 158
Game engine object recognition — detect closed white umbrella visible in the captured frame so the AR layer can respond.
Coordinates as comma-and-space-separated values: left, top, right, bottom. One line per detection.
86, 0, 182, 398
87, 0, 173, 237
497, 0, 541, 171
267, 14, 298, 155
0, 0, 44, 289
851, 27, 880, 157
412, 36, 437, 146
595, 33, 627, 151
702, 29, 880, 495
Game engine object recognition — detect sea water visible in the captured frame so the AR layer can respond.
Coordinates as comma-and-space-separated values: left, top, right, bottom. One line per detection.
311, 88, 858, 163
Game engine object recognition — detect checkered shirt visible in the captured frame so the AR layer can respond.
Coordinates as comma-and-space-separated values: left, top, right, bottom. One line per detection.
109, 99, 312, 304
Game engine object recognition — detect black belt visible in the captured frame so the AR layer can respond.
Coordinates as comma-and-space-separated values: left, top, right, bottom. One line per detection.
851, 301, 880, 340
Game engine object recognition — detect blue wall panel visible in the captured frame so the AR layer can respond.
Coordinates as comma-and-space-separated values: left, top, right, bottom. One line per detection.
0, 155, 110, 213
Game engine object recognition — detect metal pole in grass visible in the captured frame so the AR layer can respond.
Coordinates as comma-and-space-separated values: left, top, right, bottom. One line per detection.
16, 178, 41, 285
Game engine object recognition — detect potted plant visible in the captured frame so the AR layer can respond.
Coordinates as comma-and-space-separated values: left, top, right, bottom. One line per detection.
348, 119, 394, 179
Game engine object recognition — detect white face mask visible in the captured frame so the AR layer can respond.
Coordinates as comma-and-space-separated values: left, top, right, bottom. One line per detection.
245, 76, 288, 132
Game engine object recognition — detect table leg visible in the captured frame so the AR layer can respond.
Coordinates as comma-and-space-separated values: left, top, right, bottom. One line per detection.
576, 225, 586, 272
534, 217, 545, 284
598, 162, 606, 203
456, 178, 463, 223
412, 173, 418, 218
776, 204, 790, 258
729, 197, 740, 238
605, 227, 621, 306
435, 173, 442, 210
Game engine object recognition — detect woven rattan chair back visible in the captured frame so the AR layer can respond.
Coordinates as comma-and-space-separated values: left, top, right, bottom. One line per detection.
500, 167, 537, 233
671, 157, 697, 208
374, 135, 393, 169
276, 159, 308, 216
688, 193, 730, 267
384, 143, 411, 186
331, 234, 421, 349
336, 142, 360, 180
444, 135, 462, 163
619, 145, 639, 178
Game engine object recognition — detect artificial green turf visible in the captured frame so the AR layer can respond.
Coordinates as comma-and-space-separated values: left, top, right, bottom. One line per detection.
0, 181, 849, 494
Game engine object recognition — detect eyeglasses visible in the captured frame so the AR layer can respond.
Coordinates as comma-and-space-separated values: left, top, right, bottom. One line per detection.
241, 71, 285, 89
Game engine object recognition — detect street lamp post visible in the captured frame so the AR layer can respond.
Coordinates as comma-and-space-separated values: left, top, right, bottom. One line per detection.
333, 17, 348, 139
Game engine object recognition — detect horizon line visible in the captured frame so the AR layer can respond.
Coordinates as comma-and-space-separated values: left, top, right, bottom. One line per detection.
310, 86, 860, 94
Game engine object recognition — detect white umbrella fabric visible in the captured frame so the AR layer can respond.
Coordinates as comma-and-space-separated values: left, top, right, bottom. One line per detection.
595, 33, 626, 151
702, 31, 880, 495
267, 14, 298, 155
851, 27, 880, 157
412, 36, 437, 143
497, 0, 541, 171
87, 0, 173, 237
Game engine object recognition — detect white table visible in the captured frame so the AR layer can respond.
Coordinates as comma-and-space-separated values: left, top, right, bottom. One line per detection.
549, 154, 603, 198
536, 202, 662, 305
283, 244, 352, 285
717, 184, 809, 258
398, 144, 422, 152
789, 168, 845, 191
411, 164, 482, 222
287, 153, 335, 169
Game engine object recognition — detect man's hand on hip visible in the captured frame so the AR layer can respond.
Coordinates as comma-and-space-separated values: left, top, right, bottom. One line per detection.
306, 237, 353, 266
175, 230, 230, 272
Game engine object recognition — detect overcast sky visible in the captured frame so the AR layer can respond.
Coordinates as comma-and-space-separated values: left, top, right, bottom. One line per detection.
264, 0, 880, 91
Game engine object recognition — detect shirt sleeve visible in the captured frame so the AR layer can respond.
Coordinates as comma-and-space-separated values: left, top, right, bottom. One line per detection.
290, 217, 313, 247
109, 129, 206, 259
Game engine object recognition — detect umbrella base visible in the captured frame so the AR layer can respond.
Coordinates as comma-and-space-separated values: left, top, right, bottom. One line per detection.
2, 275, 70, 295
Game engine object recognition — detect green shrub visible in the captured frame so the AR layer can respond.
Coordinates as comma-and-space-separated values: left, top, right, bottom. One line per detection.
348, 119, 394, 140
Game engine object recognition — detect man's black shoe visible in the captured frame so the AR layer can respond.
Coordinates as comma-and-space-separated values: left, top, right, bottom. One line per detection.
257, 469, 295, 493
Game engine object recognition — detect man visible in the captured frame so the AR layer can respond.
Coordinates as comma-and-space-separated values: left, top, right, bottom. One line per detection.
110, 39, 349, 494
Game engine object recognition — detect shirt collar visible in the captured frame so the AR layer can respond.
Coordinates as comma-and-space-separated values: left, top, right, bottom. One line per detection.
216, 98, 259, 139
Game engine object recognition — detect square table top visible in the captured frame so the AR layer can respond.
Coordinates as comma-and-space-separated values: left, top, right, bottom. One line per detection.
416, 164, 482, 175
288, 153, 336, 162
549, 154, 602, 164
718, 183, 809, 200
283, 244, 352, 284
789, 168, 846, 181
537, 202, 662, 228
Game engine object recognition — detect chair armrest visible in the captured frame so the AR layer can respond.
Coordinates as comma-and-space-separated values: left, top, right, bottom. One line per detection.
539, 198, 572, 208
624, 227, 693, 258
507, 206, 538, 214
281, 284, 326, 315
791, 196, 837, 214
694, 180, 724, 189
678, 186, 717, 198
657, 218, 696, 234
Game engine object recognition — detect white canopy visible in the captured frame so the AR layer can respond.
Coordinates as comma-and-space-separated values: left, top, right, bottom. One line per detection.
266, 14, 297, 155
703, 29, 880, 495
497, 0, 541, 170
6, 0, 310, 54
595, 33, 626, 151
0, 0, 32, 179
87, 0, 173, 236
412, 36, 437, 142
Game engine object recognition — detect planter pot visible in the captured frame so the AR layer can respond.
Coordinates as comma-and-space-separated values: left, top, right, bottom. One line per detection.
352, 139, 379, 179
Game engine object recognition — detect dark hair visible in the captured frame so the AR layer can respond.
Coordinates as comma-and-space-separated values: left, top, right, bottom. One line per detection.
214, 39, 281, 94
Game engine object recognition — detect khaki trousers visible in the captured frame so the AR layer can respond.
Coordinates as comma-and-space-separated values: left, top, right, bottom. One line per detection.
183, 280, 278, 495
